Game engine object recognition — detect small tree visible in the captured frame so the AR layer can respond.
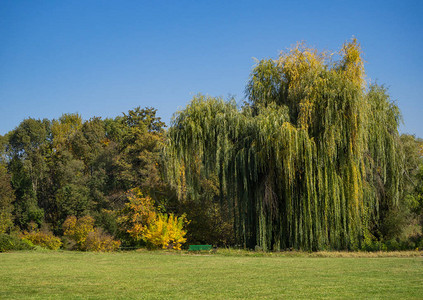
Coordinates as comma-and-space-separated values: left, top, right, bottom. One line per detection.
143, 213, 187, 250
63, 215, 95, 249
118, 188, 188, 249
117, 188, 157, 243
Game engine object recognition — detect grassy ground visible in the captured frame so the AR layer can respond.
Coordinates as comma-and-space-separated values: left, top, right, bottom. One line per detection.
1, 250, 422, 299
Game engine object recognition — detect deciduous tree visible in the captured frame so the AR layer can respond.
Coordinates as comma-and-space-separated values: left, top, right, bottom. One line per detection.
166, 39, 403, 251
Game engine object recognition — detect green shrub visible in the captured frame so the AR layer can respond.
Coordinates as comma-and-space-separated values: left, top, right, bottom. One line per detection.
0, 233, 34, 252
20, 230, 62, 250
384, 239, 401, 251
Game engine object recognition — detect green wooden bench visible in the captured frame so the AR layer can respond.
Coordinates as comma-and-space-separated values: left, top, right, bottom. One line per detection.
188, 245, 213, 251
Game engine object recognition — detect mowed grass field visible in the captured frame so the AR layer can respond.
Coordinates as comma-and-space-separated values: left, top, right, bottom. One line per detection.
1, 251, 422, 299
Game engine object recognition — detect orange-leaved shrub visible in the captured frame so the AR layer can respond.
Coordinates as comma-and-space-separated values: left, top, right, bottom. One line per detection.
21, 230, 62, 250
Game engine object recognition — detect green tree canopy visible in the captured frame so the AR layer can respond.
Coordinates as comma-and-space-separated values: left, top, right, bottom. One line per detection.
166, 39, 403, 251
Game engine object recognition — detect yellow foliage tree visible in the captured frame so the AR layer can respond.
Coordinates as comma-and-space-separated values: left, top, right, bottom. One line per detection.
118, 188, 188, 250
143, 213, 188, 250
118, 188, 157, 240
63, 215, 95, 249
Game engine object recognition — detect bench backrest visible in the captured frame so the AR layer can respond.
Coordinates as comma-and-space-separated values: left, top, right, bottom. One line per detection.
188, 245, 212, 251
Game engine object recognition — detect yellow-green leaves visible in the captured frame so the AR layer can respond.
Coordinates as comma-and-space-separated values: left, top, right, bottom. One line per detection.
167, 39, 402, 251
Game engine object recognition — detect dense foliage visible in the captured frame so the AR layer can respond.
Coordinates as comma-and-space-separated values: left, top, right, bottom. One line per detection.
0, 233, 34, 252
0, 107, 188, 250
62, 215, 120, 251
117, 188, 188, 250
0, 39, 421, 251
166, 39, 423, 250
21, 229, 62, 250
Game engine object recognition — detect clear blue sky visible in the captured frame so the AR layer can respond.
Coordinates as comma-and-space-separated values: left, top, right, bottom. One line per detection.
1, 0, 422, 136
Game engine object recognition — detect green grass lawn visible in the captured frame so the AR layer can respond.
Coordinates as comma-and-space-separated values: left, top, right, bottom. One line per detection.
1, 251, 422, 299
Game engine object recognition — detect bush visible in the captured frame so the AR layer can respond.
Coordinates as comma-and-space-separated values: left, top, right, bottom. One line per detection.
63, 215, 120, 251
0, 233, 34, 252
118, 189, 188, 250
143, 213, 188, 250
20, 230, 62, 250
63, 215, 95, 250
84, 228, 121, 252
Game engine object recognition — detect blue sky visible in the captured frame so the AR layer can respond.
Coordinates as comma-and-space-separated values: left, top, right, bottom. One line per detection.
1, 0, 422, 136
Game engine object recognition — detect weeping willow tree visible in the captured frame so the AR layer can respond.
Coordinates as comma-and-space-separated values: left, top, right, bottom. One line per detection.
165, 39, 403, 251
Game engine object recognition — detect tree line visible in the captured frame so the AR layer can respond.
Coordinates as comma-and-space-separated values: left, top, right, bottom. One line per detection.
1, 39, 422, 251
0, 106, 230, 250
